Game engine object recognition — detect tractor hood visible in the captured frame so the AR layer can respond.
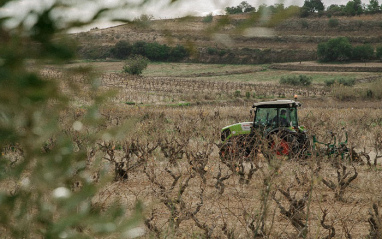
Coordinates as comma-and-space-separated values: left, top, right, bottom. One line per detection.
221, 122, 253, 142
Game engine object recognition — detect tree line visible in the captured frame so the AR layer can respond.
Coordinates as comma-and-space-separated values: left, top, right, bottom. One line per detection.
225, 0, 382, 17
110, 40, 189, 61
318, 37, 382, 62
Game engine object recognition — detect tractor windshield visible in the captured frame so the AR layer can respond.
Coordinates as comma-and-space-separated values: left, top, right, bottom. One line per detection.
254, 107, 298, 128
254, 108, 277, 127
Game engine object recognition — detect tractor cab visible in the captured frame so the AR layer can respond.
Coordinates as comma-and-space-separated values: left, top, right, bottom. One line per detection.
252, 100, 302, 135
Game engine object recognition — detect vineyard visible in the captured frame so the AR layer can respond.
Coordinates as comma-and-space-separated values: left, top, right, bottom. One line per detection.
3, 0, 382, 238
43, 61, 382, 106
4, 63, 378, 238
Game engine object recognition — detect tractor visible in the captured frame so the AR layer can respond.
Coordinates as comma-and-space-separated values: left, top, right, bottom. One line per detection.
219, 99, 310, 160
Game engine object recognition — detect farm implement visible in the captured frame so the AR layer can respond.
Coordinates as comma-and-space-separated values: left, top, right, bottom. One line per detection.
312, 129, 359, 161
219, 98, 358, 161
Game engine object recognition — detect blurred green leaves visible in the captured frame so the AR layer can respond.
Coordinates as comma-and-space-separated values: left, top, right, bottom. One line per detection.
0, 0, 164, 238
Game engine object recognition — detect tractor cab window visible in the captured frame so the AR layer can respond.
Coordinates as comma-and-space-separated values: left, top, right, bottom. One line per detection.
289, 108, 298, 127
254, 107, 298, 128
254, 108, 278, 127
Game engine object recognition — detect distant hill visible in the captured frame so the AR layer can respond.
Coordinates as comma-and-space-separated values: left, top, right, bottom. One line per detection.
72, 13, 382, 64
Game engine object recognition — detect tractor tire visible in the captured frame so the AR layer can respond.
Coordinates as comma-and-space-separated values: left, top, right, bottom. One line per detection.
219, 135, 253, 162
271, 138, 290, 156
266, 132, 308, 159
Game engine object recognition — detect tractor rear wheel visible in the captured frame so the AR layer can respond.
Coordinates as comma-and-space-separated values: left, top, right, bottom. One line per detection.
266, 133, 304, 159
271, 138, 290, 156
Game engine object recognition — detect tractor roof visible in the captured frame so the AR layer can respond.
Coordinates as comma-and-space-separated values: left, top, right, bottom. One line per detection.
252, 100, 301, 108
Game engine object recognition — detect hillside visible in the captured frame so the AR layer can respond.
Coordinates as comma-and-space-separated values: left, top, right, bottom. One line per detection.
73, 13, 382, 63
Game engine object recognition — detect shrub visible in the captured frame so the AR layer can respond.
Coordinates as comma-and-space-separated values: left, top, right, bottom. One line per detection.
280, 75, 312, 86
207, 47, 218, 55
328, 18, 339, 27
218, 49, 228, 56
110, 40, 132, 59
376, 46, 382, 61
299, 75, 313, 86
317, 37, 352, 62
337, 78, 356, 86
352, 44, 374, 61
131, 41, 147, 56
202, 13, 213, 23
169, 45, 189, 61
133, 14, 153, 28
144, 42, 170, 61
324, 79, 336, 87
280, 76, 299, 85
234, 90, 241, 97
79, 45, 112, 59
325, 78, 356, 87
300, 19, 309, 29
123, 55, 149, 75
332, 85, 357, 101
358, 79, 382, 100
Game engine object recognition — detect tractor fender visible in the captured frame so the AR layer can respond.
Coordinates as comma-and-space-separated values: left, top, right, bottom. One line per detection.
265, 127, 297, 139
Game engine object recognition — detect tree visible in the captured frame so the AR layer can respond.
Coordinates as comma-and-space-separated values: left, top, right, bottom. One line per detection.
326, 4, 346, 16
303, 0, 325, 13
344, 0, 364, 15
239, 1, 255, 12
225, 1, 255, 14
317, 37, 353, 62
273, 3, 285, 13
225, 6, 242, 14
352, 44, 374, 61
367, 0, 380, 13
300, 6, 311, 17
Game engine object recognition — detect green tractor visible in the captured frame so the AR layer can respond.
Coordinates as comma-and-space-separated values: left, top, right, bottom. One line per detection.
219, 99, 310, 160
